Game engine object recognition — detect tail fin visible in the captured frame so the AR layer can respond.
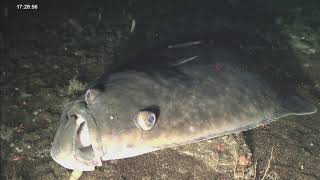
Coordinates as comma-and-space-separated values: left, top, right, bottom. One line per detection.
244, 96, 317, 134
280, 96, 317, 116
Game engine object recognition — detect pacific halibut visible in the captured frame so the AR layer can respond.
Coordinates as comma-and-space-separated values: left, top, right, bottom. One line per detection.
50, 46, 317, 171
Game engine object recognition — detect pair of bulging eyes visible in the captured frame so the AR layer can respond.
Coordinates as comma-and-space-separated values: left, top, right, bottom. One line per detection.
134, 111, 157, 131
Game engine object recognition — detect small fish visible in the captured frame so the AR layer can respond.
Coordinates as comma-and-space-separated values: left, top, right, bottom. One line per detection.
51, 43, 317, 172
168, 41, 202, 48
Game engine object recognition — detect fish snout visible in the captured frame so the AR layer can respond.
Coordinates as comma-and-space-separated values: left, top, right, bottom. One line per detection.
51, 101, 103, 171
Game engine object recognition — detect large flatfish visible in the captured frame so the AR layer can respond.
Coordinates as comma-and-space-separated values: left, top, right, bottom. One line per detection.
50, 44, 317, 171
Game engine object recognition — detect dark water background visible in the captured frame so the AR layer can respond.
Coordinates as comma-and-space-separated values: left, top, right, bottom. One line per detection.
1, 0, 320, 179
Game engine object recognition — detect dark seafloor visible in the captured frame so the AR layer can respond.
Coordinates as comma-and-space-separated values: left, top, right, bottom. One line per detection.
1, 0, 320, 179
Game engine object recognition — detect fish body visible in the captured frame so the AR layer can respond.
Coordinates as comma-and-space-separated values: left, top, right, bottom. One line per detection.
51, 47, 317, 171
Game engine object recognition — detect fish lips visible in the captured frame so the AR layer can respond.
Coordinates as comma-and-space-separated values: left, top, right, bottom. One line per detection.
50, 100, 104, 171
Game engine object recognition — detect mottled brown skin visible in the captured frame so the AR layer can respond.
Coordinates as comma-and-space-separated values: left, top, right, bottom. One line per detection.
87, 62, 283, 160
51, 51, 317, 171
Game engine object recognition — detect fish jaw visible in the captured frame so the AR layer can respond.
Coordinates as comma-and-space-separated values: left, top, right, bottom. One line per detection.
51, 100, 103, 171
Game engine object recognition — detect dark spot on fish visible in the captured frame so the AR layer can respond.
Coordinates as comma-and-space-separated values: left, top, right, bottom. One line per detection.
126, 144, 134, 148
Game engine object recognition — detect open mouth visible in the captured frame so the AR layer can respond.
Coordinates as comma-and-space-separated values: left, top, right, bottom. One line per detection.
74, 115, 99, 166
51, 101, 103, 171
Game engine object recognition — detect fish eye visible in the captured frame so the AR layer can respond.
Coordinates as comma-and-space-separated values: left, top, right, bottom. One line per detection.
134, 111, 156, 131
85, 89, 98, 104
148, 115, 155, 123
85, 89, 92, 103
